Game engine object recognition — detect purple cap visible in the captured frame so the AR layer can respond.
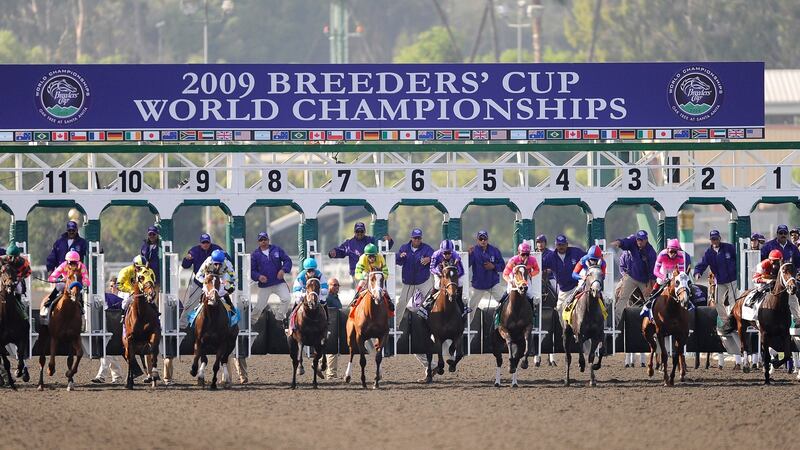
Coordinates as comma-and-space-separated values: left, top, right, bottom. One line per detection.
751, 232, 764, 241
410, 228, 423, 238
476, 230, 489, 239
555, 234, 568, 245
354, 222, 366, 232
535, 234, 547, 243
709, 230, 721, 239
199, 233, 211, 243
66, 220, 78, 230
147, 226, 159, 235
777, 224, 789, 233
257, 232, 269, 240
635, 230, 648, 240
792, 228, 800, 234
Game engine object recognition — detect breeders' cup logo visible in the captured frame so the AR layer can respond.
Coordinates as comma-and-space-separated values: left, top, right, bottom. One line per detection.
35, 70, 90, 124
668, 66, 723, 122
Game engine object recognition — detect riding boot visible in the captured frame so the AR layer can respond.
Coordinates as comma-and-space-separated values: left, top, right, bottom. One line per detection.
494, 293, 509, 327
41, 288, 58, 313
417, 290, 437, 319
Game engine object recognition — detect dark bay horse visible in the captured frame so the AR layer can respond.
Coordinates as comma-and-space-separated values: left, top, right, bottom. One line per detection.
288, 277, 328, 389
123, 273, 161, 389
642, 270, 691, 386
37, 265, 83, 391
724, 262, 796, 384
492, 265, 533, 387
423, 263, 466, 383
0, 263, 29, 389
563, 266, 605, 387
190, 274, 239, 390
345, 271, 389, 389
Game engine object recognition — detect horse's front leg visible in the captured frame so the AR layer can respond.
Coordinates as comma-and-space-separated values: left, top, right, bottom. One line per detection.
587, 339, 599, 387
312, 344, 320, 389
657, 334, 670, 386
374, 335, 385, 389
47, 337, 57, 377
678, 337, 687, 382
359, 338, 368, 389
124, 344, 134, 390
1, 354, 14, 390
762, 336, 771, 385
563, 328, 572, 387
669, 337, 679, 385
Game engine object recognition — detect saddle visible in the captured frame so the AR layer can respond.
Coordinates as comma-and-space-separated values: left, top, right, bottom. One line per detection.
348, 290, 395, 320
742, 287, 770, 322
562, 291, 608, 326
186, 301, 239, 328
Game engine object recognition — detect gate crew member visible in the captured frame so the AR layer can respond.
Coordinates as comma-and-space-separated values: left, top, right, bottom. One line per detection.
609, 230, 657, 324
468, 230, 505, 312
328, 222, 393, 287
140, 226, 161, 284
693, 230, 737, 324
542, 234, 584, 327
395, 227, 434, 321
46, 220, 88, 272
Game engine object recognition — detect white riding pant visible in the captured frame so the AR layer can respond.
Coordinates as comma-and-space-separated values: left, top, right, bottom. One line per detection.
469, 283, 505, 311
615, 275, 650, 323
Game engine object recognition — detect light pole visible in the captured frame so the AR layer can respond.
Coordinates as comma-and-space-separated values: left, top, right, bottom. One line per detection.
529, 0, 544, 63
181, 0, 235, 64
497, 0, 543, 63
496, 0, 531, 63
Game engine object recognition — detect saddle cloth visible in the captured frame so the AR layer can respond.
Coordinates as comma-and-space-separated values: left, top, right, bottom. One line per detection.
187, 302, 240, 328
742, 291, 764, 322
562, 291, 608, 326
348, 291, 395, 320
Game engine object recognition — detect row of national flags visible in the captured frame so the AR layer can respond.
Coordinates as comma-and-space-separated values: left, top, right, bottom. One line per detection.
0, 128, 765, 142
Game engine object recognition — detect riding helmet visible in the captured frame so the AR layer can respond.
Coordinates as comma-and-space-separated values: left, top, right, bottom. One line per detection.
65, 250, 80, 262
6, 244, 20, 257
211, 249, 226, 263
439, 240, 454, 252
302, 258, 318, 270
364, 243, 378, 255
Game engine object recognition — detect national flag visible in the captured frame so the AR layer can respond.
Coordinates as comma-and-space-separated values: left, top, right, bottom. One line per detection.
254, 131, 272, 141
746, 128, 764, 139
198, 130, 215, 140
51, 131, 68, 141
509, 129, 526, 140
160, 131, 177, 141
124, 131, 142, 141
417, 130, 434, 140
344, 130, 362, 140
380, 130, 398, 140
673, 129, 690, 139
143, 131, 160, 141
455, 130, 471, 140
290, 130, 308, 140
234, 130, 252, 141
655, 129, 672, 139
14, 131, 31, 142
215, 130, 233, 141
69, 131, 87, 141
490, 130, 508, 140
0, 131, 13, 141
636, 129, 654, 139
711, 129, 726, 138
179, 130, 196, 141
546, 129, 563, 140
619, 130, 636, 140
727, 128, 745, 139
472, 130, 489, 140
564, 129, 581, 139
691, 129, 708, 139
309, 130, 325, 140
326, 130, 344, 140
107, 131, 124, 141
436, 130, 453, 140
527, 130, 545, 140
34, 131, 50, 141
399, 130, 416, 140
363, 131, 380, 140
272, 130, 290, 140
600, 129, 618, 140
582, 129, 600, 140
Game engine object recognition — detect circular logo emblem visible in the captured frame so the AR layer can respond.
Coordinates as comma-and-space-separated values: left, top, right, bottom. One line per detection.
35, 70, 90, 124
667, 66, 723, 122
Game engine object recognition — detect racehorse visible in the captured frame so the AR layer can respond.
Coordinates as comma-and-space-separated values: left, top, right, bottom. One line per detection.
423, 263, 466, 383
0, 263, 29, 389
345, 271, 389, 389
642, 269, 691, 386
37, 264, 83, 391
492, 265, 533, 387
122, 273, 161, 389
288, 277, 328, 389
189, 274, 239, 390
563, 266, 605, 387
724, 262, 796, 384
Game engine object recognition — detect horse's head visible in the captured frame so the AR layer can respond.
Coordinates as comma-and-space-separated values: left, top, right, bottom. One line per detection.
138, 273, 157, 302
670, 271, 692, 308
586, 266, 604, 299
305, 277, 321, 309
779, 263, 797, 295
512, 265, 529, 295
202, 273, 220, 305
368, 271, 385, 303
442, 264, 459, 300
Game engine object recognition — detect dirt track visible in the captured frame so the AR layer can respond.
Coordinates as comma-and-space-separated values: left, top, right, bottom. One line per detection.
1, 353, 798, 450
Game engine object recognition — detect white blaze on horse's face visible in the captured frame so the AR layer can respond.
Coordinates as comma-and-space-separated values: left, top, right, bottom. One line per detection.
369, 272, 384, 303
588, 267, 603, 297
780, 263, 797, 295
513, 265, 529, 294
675, 272, 691, 306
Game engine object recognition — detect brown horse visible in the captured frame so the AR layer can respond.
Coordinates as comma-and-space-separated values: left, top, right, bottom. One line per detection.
190, 274, 239, 389
288, 277, 328, 389
37, 264, 83, 391
642, 269, 691, 386
423, 263, 465, 382
123, 273, 161, 389
0, 263, 29, 389
724, 262, 796, 384
563, 266, 606, 387
345, 271, 389, 389
492, 265, 533, 387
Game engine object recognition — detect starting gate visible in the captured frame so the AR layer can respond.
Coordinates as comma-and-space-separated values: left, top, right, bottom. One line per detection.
159, 240, 184, 358
234, 237, 257, 358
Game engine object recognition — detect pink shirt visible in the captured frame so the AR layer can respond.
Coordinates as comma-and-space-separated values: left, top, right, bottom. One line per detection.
503, 255, 541, 280
48, 261, 91, 287
653, 250, 687, 281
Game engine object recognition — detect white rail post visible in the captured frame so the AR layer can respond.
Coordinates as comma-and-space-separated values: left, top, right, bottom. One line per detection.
159, 241, 182, 359
530, 246, 547, 360
452, 240, 475, 354
379, 239, 399, 356
233, 238, 254, 358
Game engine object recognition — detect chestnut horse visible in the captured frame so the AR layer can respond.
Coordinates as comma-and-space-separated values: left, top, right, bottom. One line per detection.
123, 273, 161, 389
37, 265, 83, 391
288, 277, 328, 389
190, 274, 239, 389
563, 266, 605, 387
492, 265, 533, 387
345, 271, 389, 389
724, 262, 796, 384
0, 263, 29, 389
642, 269, 691, 386
423, 263, 465, 383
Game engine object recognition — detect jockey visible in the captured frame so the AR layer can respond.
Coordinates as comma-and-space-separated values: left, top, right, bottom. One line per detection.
502, 242, 541, 303
286, 258, 329, 333
352, 243, 393, 311
0, 245, 31, 317
194, 249, 237, 311
116, 255, 157, 310
41, 250, 91, 316
745, 249, 783, 307
641, 238, 689, 316
418, 240, 466, 319
568, 245, 607, 304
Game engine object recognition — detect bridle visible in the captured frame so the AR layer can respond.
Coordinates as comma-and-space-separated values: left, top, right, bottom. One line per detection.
305, 278, 320, 309
368, 271, 384, 303
586, 266, 603, 298
668, 271, 692, 308
777, 263, 797, 295
511, 265, 529, 295
442, 265, 459, 300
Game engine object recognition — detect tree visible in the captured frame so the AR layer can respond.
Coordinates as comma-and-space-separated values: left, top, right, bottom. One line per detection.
393, 26, 463, 63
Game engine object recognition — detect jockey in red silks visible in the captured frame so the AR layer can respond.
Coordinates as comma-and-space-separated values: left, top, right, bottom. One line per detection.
744, 249, 783, 307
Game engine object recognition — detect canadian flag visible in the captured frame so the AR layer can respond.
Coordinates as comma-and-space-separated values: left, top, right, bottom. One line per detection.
565, 129, 580, 139
309, 130, 325, 140
52, 131, 68, 141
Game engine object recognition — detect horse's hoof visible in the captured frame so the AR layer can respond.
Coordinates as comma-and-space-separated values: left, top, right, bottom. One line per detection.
210, 384, 217, 391
436, 367, 444, 375
534, 361, 540, 367
125, 383, 133, 390
520, 359, 529, 370
647, 367, 654, 377
373, 382, 380, 390
589, 380, 597, 387
66, 382, 74, 391
592, 363, 602, 371
511, 382, 518, 388
197, 378, 205, 387
312, 383, 318, 389
424, 376, 433, 384
22, 370, 29, 383
151, 381, 157, 389
494, 382, 501, 388
447, 361, 457, 373
190, 368, 198, 377
344, 376, 351, 384
624, 363, 630, 368
289, 384, 296, 390
564, 380, 570, 387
